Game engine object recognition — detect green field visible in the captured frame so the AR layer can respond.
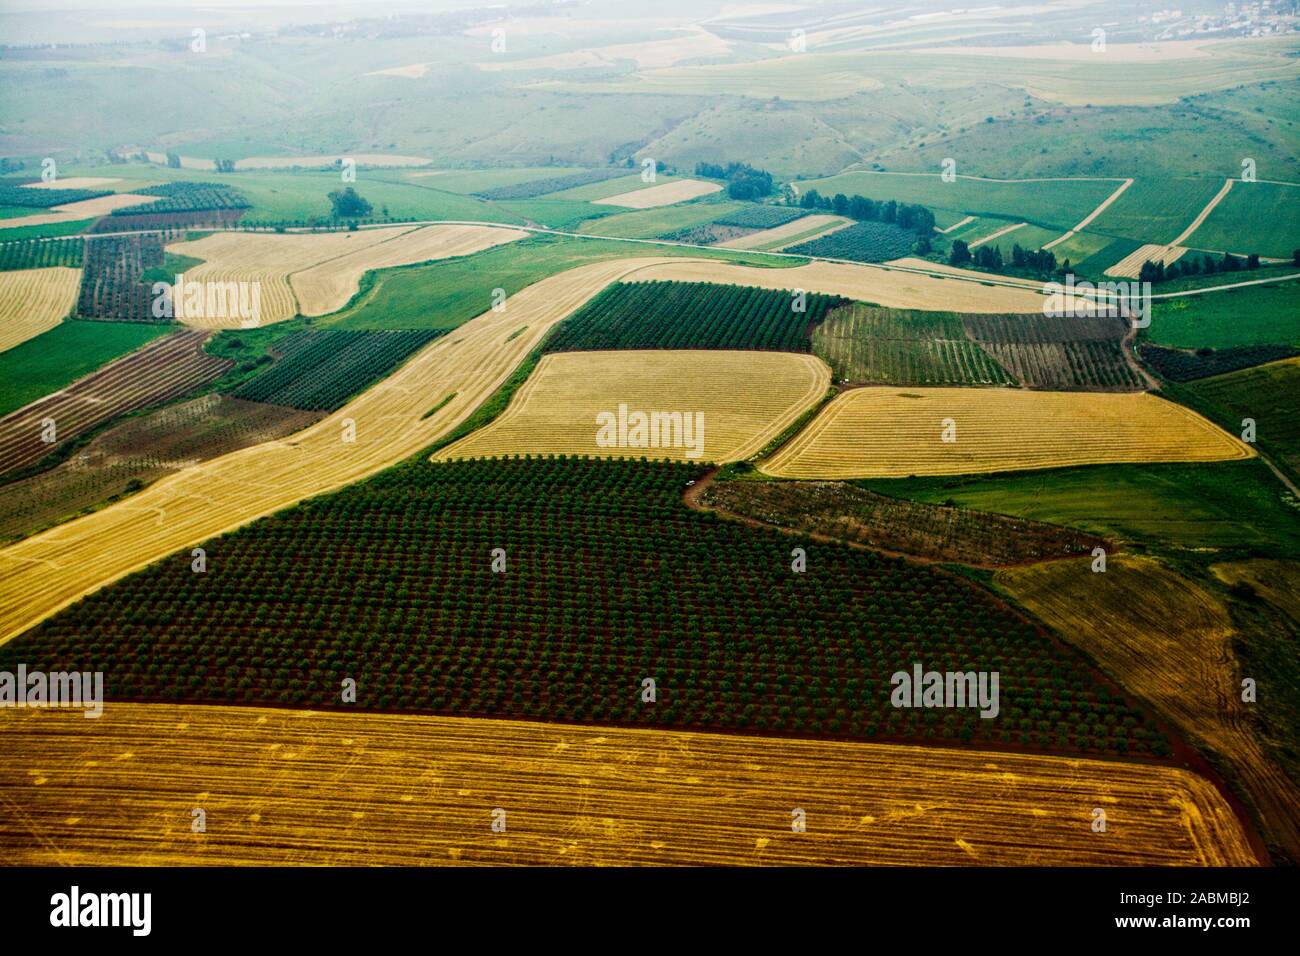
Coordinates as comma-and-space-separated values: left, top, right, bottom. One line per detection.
1147, 281, 1300, 349
0, 320, 171, 416
409, 167, 586, 195
489, 199, 615, 231
1043, 230, 1115, 269
800, 172, 1119, 232
858, 460, 1300, 557
321, 234, 798, 331
1191, 181, 1300, 259
1087, 177, 1225, 246
972, 223, 1063, 253
575, 199, 745, 239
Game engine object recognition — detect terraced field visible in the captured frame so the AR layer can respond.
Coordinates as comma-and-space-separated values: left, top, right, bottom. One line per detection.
998, 556, 1300, 863
0, 330, 230, 476
762, 388, 1252, 478
0, 266, 80, 353
435, 350, 831, 463
0, 705, 1256, 866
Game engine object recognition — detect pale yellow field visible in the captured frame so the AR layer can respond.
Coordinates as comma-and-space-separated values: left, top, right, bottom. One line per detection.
19, 177, 122, 190
290, 224, 528, 316
364, 63, 429, 79
594, 179, 722, 209
436, 350, 831, 463
0, 193, 158, 230
0, 704, 1258, 866
0, 257, 686, 646
998, 556, 1300, 863
761, 387, 1252, 478
1106, 243, 1189, 278
0, 267, 81, 353
623, 259, 1081, 313
715, 214, 848, 250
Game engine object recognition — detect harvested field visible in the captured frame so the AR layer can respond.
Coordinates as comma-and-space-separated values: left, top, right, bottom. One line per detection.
1106, 243, 1187, 278
0, 267, 80, 353
0, 394, 323, 544
963, 313, 1145, 391
0, 704, 1256, 866
164, 227, 414, 327
0, 257, 687, 645
0, 193, 159, 231
435, 350, 830, 463
716, 215, 846, 250
761, 388, 1252, 479
998, 556, 1300, 864
623, 259, 1081, 313
0, 330, 230, 476
593, 179, 722, 209
290, 224, 527, 316
700, 478, 1105, 565
812, 304, 1014, 386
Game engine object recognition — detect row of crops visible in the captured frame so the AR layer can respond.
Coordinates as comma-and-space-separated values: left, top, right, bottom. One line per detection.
785, 220, 919, 262
544, 280, 846, 354
473, 168, 628, 201
713, 206, 807, 229
231, 328, 440, 411
113, 181, 250, 216
76, 234, 167, 321
2, 456, 1169, 757
0, 183, 109, 208
1139, 343, 1298, 382
0, 237, 83, 270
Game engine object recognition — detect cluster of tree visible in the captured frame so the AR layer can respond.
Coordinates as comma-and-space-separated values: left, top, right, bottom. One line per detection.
328, 186, 373, 219
798, 189, 936, 235
165, 151, 181, 169
0, 158, 25, 173
214, 159, 236, 173
1139, 251, 1260, 283
949, 240, 1065, 278
695, 161, 775, 200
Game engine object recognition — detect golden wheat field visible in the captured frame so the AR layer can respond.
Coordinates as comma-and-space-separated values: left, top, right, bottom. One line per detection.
761, 387, 1252, 478
623, 259, 1082, 313
594, 179, 722, 209
0, 257, 689, 646
997, 556, 1300, 863
289, 224, 528, 316
0, 266, 80, 353
715, 214, 849, 251
435, 350, 830, 463
0, 704, 1258, 866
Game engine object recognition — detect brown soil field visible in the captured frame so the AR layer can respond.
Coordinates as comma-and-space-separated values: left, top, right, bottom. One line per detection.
0, 257, 686, 645
0, 330, 230, 477
0, 267, 81, 353
623, 259, 1081, 313
0, 704, 1258, 866
593, 179, 723, 209
435, 350, 831, 463
700, 478, 1106, 566
761, 387, 1252, 479
290, 224, 527, 316
0, 394, 323, 544
997, 555, 1300, 864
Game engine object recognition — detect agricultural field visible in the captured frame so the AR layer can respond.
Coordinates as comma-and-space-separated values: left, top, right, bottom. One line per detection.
575, 201, 746, 240
0, 193, 160, 231
699, 478, 1104, 566
108, 181, 249, 217
1087, 177, 1227, 247
414, 167, 587, 196
592, 179, 723, 209
1147, 281, 1300, 350
811, 305, 1014, 387
1212, 559, 1300, 627
713, 206, 809, 230
717, 215, 848, 252
963, 313, 1145, 391
0, 266, 81, 353
1190, 181, 1300, 259
1176, 357, 1300, 482
997, 556, 1300, 863
0, 704, 1256, 866
1139, 343, 1299, 382
0, 320, 170, 417
232, 329, 441, 411
1, 456, 1169, 759
544, 280, 845, 354
785, 221, 919, 263
0, 237, 82, 271
435, 351, 830, 463
76, 233, 166, 322
0, 394, 323, 544
0, 330, 230, 476
471, 168, 630, 201
762, 388, 1252, 479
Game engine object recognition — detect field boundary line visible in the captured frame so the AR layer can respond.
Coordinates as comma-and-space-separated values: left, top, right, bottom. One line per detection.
1043, 178, 1133, 249
968, 222, 1027, 249
1169, 177, 1233, 248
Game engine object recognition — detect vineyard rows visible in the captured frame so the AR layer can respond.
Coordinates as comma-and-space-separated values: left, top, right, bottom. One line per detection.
713, 206, 807, 229
111, 182, 250, 216
0, 183, 109, 208
1, 457, 1170, 758
0, 330, 230, 475
785, 220, 918, 262
0, 237, 82, 271
76, 233, 167, 322
1139, 343, 1299, 382
964, 313, 1144, 391
474, 168, 628, 201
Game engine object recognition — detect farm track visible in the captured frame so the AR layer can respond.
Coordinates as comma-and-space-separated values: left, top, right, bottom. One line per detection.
0, 257, 686, 646
1043, 178, 1134, 249
0, 330, 230, 477
998, 556, 1300, 864
0, 267, 80, 353
1171, 177, 1234, 248
0, 704, 1258, 866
